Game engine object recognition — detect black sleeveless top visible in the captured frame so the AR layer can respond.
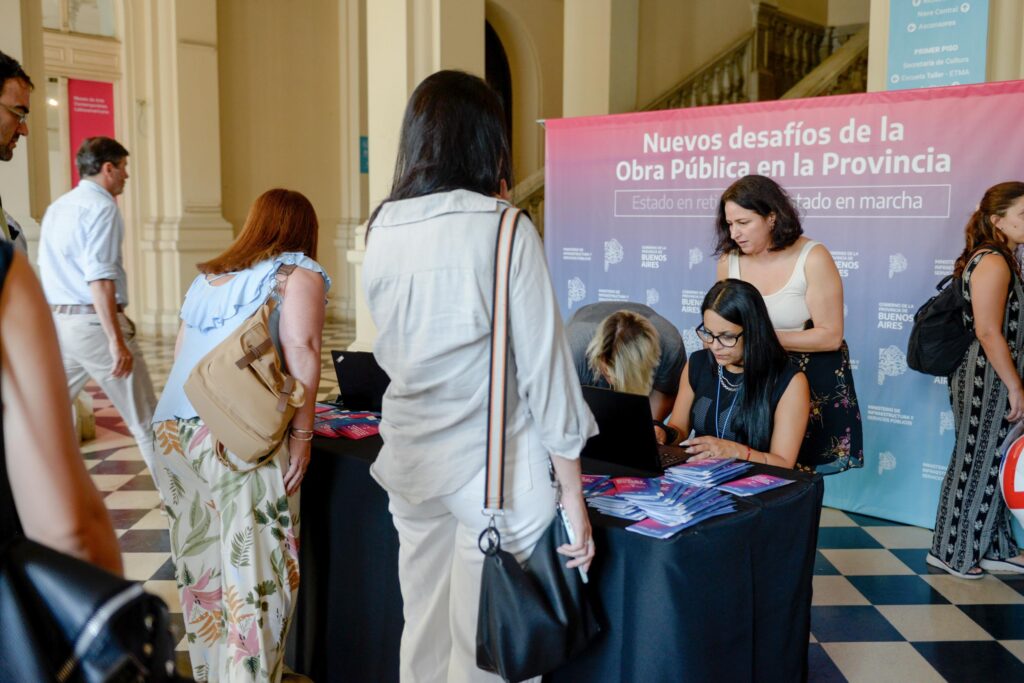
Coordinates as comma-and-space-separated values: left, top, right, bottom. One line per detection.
0, 240, 23, 544
687, 348, 799, 443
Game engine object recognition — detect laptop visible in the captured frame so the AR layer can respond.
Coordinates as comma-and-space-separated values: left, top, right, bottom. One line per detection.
330, 350, 390, 412
580, 386, 690, 475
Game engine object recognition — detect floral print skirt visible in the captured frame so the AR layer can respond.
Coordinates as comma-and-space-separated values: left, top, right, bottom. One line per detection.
154, 419, 300, 683
789, 341, 864, 474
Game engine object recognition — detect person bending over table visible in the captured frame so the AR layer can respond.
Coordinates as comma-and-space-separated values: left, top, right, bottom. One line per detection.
566, 302, 686, 420
659, 279, 809, 468
714, 174, 862, 474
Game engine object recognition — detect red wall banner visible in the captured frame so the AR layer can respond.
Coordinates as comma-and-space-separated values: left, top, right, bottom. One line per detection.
67, 79, 116, 186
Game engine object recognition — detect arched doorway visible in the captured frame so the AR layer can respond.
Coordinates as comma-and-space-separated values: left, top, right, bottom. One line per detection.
485, 20, 513, 163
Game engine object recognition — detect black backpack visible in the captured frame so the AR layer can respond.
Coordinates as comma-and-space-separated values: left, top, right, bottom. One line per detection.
906, 273, 974, 376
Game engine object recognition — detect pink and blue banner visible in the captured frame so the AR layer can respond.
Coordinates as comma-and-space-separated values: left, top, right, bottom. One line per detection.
543, 80, 1024, 529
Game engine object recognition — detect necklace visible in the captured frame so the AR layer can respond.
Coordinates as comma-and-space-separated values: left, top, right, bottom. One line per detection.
718, 365, 744, 392
715, 366, 742, 439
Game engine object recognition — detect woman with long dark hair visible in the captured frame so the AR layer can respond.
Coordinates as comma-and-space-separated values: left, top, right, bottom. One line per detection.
363, 70, 596, 682
152, 188, 330, 680
714, 174, 862, 473
663, 279, 809, 467
929, 181, 1024, 579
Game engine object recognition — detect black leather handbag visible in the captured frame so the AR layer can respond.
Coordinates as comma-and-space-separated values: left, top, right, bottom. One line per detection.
0, 536, 183, 682
475, 208, 600, 682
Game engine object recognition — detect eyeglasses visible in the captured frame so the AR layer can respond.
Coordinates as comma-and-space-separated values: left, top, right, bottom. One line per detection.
0, 103, 28, 125
695, 323, 743, 348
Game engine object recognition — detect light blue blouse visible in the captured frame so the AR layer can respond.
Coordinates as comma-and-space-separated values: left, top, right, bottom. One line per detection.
152, 252, 331, 422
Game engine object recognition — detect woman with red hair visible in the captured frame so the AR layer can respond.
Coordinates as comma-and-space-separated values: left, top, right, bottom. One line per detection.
152, 188, 330, 681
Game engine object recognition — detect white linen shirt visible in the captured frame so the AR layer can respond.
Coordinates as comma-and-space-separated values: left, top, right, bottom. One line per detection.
364, 189, 597, 504
38, 179, 128, 305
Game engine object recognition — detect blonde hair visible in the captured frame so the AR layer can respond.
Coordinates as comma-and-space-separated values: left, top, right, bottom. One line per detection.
585, 311, 660, 395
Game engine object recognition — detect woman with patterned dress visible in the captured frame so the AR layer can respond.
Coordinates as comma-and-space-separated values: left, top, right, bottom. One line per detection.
929, 182, 1024, 579
714, 175, 863, 474
151, 189, 330, 681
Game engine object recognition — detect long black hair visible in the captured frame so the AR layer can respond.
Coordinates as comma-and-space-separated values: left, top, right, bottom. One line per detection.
701, 279, 790, 451
368, 70, 512, 228
714, 175, 803, 256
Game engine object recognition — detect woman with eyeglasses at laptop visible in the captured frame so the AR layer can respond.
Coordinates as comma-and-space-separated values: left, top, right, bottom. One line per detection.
658, 279, 810, 468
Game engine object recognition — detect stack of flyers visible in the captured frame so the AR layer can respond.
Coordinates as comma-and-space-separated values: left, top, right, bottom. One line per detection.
625, 498, 738, 540
313, 404, 382, 439
584, 477, 648, 521
585, 496, 646, 521
583, 473, 741, 533
608, 477, 661, 499
664, 458, 753, 487
717, 473, 795, 497
582, 474, 613, 497
623, 481, 735, 527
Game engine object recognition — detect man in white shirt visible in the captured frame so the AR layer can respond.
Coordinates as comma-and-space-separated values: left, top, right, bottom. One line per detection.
38, 136, 157, 473
0, 50, 31, 253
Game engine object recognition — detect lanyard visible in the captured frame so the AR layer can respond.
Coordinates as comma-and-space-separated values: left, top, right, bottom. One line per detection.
714, 365, 742, 439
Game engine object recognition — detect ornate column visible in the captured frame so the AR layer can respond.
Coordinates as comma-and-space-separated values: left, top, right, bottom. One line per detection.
347, 0, 485, 352
562, 0, 639, 117
121, 0, 233, 336
331, 0, 367, 340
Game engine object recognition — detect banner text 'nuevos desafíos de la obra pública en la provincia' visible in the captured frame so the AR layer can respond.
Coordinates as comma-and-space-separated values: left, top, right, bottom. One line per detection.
544, 80, 1024, 531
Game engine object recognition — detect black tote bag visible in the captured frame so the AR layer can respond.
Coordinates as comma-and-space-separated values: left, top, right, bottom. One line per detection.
475, 208, 600, 682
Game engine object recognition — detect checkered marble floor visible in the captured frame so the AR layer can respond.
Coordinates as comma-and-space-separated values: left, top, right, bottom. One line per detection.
90, 324, 1024, 681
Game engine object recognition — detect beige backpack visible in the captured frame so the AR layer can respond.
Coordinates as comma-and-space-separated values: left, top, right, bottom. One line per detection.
184, 264, 306, 470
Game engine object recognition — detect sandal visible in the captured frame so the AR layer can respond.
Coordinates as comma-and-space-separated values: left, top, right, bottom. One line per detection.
979, 557, 1024, 574
926, 552, 985, 580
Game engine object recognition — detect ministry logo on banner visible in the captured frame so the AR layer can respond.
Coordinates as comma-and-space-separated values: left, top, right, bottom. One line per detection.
940, 411, 954, 436
646, 288, 660, 307
604, 238, 624, 272
688, 247, 704, 270
568, 277, 586, 309
889, 253, 908, 278
878, 345, 908, 385
682, 328, 702, 357
878, 451, 896, 475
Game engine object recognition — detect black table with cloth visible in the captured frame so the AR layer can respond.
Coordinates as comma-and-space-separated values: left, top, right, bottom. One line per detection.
287, 436, 823, 683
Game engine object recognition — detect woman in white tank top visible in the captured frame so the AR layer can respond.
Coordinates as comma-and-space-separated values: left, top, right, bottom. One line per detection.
713, 175, 863, 474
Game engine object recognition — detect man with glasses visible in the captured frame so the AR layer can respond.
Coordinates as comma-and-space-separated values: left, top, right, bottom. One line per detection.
566, 302, 686, 420
0, 50, 31, 252
38, 136, 158, 476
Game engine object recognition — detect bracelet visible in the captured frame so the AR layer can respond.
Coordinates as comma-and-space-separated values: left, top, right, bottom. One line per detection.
289, 432, 314, 442
291, 427, 313, 435
745, 445, 751, 462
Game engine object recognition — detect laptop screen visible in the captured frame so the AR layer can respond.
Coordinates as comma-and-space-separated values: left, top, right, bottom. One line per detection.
331, 350, 390, 412
580, 386, 664, 474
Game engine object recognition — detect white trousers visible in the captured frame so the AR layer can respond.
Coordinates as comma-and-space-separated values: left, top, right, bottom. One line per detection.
53, 312, 158, 473
388, 451, 556, 683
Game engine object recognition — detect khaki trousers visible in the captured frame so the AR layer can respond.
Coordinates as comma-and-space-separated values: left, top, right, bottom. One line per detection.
53, 312, 157, 473
387, 450, 556, 683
